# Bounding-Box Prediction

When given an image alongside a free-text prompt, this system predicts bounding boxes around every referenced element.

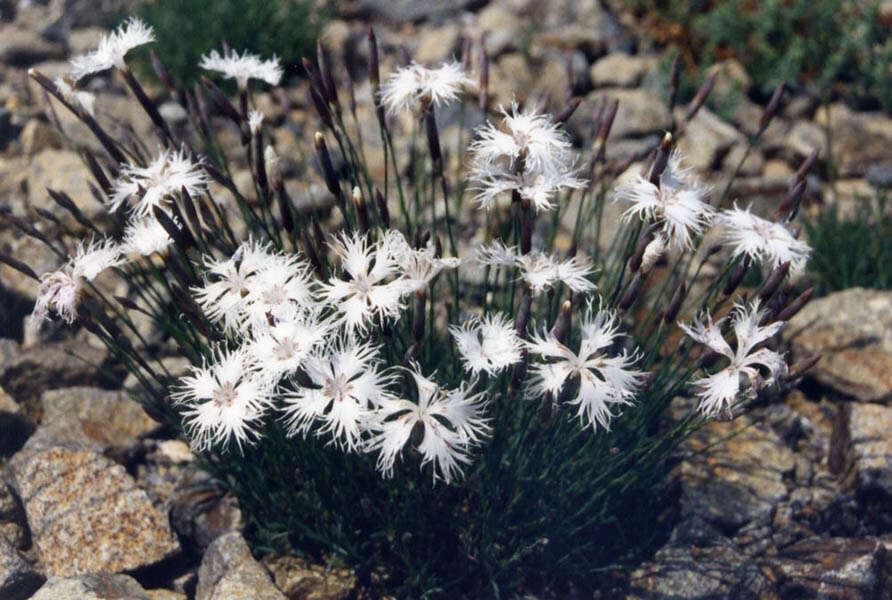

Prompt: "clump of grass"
[6,18,820,597]
[135,0,324,87]
[804,191,891,296]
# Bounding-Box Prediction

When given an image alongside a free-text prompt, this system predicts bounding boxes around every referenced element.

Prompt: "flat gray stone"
[30,573,151,600]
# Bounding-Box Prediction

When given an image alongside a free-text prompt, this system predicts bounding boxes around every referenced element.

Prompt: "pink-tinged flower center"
[213,380,237,408]
[261,284,286,306]
[273,338,299,361]
[324,373,354,403]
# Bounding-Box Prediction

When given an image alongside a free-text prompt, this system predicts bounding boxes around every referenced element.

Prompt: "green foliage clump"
[632,0,892,111]
[135,0,324,87]
[804,191,891,296]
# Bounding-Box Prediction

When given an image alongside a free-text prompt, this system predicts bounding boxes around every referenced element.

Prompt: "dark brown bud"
[794,148,819,186]
[306,86,333,130]
[300,230,322,276]
[596,99,619,148]
[83,150,112,196]
[201,76,242,125]
[667,53,681,111]
[424,109,442,172]
[0,252,39,280]
[374,188,390,228]
[277,185,294,233]
[684,70,717,122]
[412,290,426,343]
[759,81,785,135]
[774,178,806,221]
[647,132,673,185]
[619,272,644,310]
[774,287,813,322]
[789,354,821,378]
[149,49,176,92]
[314,132,340,197]
[367,27,380,89]
[758,261,791,303]
[552,300,573,343]
[477,42,489,111]
[316,40,339,111]
[722,256,751,298]
[47,188,94,231]
[153,205,195,251]
[663,280,687,324]
[552,97,582,125]
[628,226,656,273]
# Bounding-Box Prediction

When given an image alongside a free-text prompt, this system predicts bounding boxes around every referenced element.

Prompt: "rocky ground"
[1,0,892,598]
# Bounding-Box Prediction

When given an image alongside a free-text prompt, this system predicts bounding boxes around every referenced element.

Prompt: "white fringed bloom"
[281,339,391,452]
[468,103,584,211]
[54,76,96,116]
[679,300,787,417]
[173,347,271,451]
[108,149,207,219]
[192,240,274,332]
[450,313,522,375]
[381,230,460,294]
[69,17,155,81]
[121,216,173,256]
[248,110,264,136]
[199,48,283,89]
[320,232,404,333]
[237,252,315,330]
[30,238,122,324]
[380,61,474,115]
[717,205,811,273]
[526,304,646,432]
[366,365,490,484]
[477,241,596,296]
[614,150,714,250]
[245,309,332,384]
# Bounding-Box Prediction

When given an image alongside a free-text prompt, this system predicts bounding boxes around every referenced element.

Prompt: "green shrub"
[135,0,324,87]
[804,191,891,295]
[631,0,892,111]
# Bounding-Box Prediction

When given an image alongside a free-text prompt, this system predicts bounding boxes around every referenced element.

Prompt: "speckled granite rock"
[769,537,892,599]
[0,339,109,403]
[195,532,285,600]
[263,555,354,600]
[0,481,28,550]
[677,414,797,533]
[836,402,892,500]
[0,534,43,600]
[7,447,180,577]
[787,288,892,402]
[30,573,150,600]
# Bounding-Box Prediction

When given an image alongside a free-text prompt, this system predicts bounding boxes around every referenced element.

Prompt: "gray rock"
[169,470,241,553]
[786,288,892,402]
[195,532,286,600]
[0,27,65,67]
[589,53,657,88]
[676,414,796,533]
[263,555,354,600]
[39,387,159,454]
[0,385,33,457]
[6,446,180,577]
[0,480,29,550]
[532,1,634,56]
[836,402,892,500]
[476,4,523,57]
[866,162,892,188]
[346,0,473,22]
[0,339,109,404]
[0,535,43,600]
[573,88,672,140]
[28,149,106,225]
[770,537,891,598]
[677,106,742,171]
[30,573,151,600]
[19,119,64,156]
[814,103,892,178]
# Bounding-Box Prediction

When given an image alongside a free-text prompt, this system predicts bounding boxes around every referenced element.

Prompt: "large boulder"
[195,532,286,600]
[786,288,892,402]
[30,573,150,600]
[6,446,180,577]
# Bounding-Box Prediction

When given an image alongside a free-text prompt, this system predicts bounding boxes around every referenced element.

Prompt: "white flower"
[526,304,646,432]
[470,103,576,173]
[614,150,714,250]
[109,149,207,219]
[450,312,522,375]
[717,205,811,273]
[469,157,586,212]
[237,251,315,330]
[679,300,787,417]
[192,240,272,332]
[54,76,96,116]
[121,216,173,256]
[467,104,584,211]
[320,232,404,333]
[476,241,596,296]
[245,309,332,384]
[30,238,123,324]
[172,347,271,451]
[69,17,154,81]
[381,230,460,294]
[281,338,391,452]
[380,61,473,115]
[366,365,490,484]
[199,48,283,90]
